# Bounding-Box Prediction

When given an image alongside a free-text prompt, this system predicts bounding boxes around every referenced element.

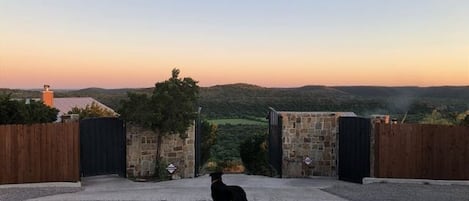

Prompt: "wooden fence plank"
[39,124,45,181]
[402,124,411,178]
[31,124,41,183]
[376,123,469,180]
[408,124,417,178]
[54,123,61,181]
[432,125,442,179]
[9,125,17,184]
[449,127,458,179]
[381,124,391,177]
[17,124,25,183]
[72,122,79,181]
[414,124,423,179]
[0,122,80,184]
[373,124,380,177]
[57,123,64,181]
[0,126,7,183]
[458,127,469,180]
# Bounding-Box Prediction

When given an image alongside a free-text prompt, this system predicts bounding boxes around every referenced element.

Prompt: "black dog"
[209,172,248,201]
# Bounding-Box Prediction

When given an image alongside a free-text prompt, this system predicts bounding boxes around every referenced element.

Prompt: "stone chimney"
[42,84,54,107]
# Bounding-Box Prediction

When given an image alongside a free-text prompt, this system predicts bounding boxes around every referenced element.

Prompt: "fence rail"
[375,123,469,180]
[0,122,80,184]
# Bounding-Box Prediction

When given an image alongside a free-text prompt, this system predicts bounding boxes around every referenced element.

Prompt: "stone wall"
[280,112,354,178]
[126,124,195,179]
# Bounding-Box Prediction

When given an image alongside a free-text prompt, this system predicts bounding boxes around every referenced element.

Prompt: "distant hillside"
[199,85,469,120]
[199,84,358,118]
[335,86,469,99]
[3,84,469,122]
[0,88,41,98]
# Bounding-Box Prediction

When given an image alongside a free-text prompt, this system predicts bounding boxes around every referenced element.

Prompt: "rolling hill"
[2,84,468,122]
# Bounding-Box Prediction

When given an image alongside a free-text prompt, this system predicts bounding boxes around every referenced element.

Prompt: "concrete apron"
[0,182,81,189]
[26,174,348,201]
[363,177,469,186]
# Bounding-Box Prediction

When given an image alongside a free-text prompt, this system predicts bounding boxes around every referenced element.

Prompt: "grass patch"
[208,118,267,125]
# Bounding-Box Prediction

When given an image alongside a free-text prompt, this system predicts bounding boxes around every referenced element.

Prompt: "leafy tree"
[119,68,199,178]
[0,93,58,124]
[67,101,116,119]
[456,110,469,126]
[0,93,24,124]
[209,124,267,170]
[149,69,199,137]
[23,100,60,123]
[201,120,218,166]
[240,132,273,176]
[420,110,455,125]
[119,93,152,126]
[461,115,469,126]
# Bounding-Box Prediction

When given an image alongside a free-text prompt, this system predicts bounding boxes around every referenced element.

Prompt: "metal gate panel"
[268,110,282,177]
[80,118,126,177]
[338,117,371,183]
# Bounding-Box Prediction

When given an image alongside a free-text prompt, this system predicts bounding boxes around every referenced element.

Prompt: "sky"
[1,0,468,89]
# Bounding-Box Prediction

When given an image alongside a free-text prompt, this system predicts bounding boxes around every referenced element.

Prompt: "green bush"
[154,159,171,181]
[0,93,58,124]
[240,132,273,176]
[209,124,266,163]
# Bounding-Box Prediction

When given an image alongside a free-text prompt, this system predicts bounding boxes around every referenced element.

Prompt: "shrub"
[239,132,273,176]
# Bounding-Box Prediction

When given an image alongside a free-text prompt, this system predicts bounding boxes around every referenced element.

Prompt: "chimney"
[42,84,54,107]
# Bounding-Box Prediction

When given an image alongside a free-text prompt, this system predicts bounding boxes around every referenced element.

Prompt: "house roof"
[54,97,117,116]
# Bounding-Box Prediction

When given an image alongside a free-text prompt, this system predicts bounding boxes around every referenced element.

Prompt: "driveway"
[324,181,469,201]
[27,174,346,201]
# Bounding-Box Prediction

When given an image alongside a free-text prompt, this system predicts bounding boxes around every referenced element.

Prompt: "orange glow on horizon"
[1,2,468,89]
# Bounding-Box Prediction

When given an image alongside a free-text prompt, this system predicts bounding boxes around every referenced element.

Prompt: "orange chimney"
[42,85,54,107]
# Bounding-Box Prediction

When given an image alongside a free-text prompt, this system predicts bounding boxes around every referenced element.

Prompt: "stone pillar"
[126,124,195,179]
[280,112,340,178]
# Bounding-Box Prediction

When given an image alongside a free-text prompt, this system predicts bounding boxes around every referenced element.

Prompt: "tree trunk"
[155,132,163,179]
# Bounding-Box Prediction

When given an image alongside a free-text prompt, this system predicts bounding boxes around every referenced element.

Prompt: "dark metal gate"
[194,108,202,177]
[80,118,126,177]
[268,109,282,177]
[338,117,371,183]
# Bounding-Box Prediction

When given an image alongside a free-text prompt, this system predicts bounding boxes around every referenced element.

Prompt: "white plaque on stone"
[166,163,177,174]
[304,157,312,165]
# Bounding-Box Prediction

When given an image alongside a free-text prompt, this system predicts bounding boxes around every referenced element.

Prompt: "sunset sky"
[1,0,468,89]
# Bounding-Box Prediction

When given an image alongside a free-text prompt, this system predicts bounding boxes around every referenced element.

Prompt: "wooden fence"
[0,122,80,184]
[374,123,469,180]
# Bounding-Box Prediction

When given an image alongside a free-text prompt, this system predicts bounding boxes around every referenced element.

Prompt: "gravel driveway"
[323,182,469,201]
[0,187,82,201]
[2,175,469,201]
[25,174,346,201]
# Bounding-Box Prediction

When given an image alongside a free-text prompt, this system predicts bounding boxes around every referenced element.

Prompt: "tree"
[119,93,153,127]
[0,93,24,124]
[119,68,199,178]
[149,68,199,136]
[420,109,456,125]
[201,120,218,166]
[68,101,116,119]
[0,93,58,124]
[462,115,469,126]
[23,100,60,123]
[240,132,272,176]
[456,110,469,126]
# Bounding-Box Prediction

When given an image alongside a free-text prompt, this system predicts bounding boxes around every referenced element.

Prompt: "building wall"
[126,124,195,179]
[280,112,343,178]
